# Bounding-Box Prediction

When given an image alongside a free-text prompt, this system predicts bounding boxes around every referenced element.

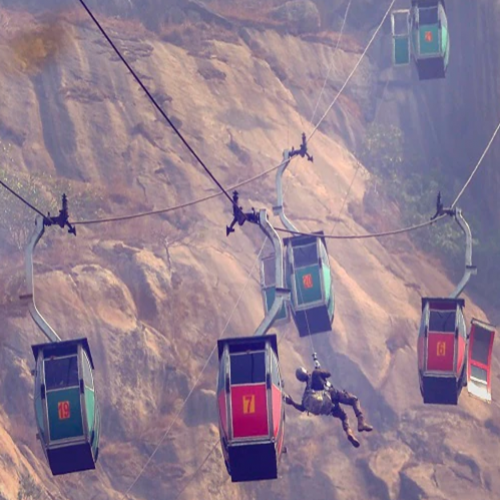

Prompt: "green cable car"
[391,0,449,80]
[284,231,334,337]
[22,201,100,475]
[32,339,100,475]
[267,145,335,337]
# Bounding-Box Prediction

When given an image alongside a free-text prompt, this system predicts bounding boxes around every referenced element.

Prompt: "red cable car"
[216,334,285,482]
[417,203,495,405]
[418,297,467,404]
[418,303,496,405]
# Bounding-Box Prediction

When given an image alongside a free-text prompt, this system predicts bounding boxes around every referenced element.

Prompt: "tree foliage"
[358,123,499,307]
[17,473,42,500]
[358,123,463,275]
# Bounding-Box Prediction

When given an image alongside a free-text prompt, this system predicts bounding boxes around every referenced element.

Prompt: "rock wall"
[0,2,498,500]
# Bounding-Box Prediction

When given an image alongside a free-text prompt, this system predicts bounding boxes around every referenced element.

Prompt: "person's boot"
[346,428,360,448]
[357,414,373,433]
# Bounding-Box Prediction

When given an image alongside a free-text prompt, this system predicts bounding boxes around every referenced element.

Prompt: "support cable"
[77,0,234,206]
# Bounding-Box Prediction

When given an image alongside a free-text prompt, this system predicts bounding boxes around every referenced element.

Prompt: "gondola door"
[467,319,495,403]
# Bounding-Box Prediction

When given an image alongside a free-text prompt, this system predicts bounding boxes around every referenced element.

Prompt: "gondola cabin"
[32,338,100,475]
[216,334,285,482]
[467,319,495,403]
[391,0,449,80]
[284,232,334,337]
[418,297,467,404]
[260,253,290,325]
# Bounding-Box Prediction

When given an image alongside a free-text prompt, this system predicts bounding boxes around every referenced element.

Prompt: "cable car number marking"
[302,274,313,289]
[242,395,256,414]
[58,401,71,420]
[436,342,446,357]
[425,31,433,42]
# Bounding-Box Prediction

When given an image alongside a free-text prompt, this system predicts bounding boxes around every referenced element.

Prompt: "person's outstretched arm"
[284,393,306,412]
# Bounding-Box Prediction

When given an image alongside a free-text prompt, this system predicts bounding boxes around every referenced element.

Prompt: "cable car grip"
[225,191,259,236]
[289,132,313,163]
[44,194,76,236]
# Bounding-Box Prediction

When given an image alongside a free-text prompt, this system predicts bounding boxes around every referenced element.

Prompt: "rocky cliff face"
[0,2,498,500]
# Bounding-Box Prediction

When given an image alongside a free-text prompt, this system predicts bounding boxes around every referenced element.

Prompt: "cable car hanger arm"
[450,209,476,298]
[273,133,313,233]
[20,195,76,343]
[431,192,476,298]
[225,192,290,336]
[253,209,290,336]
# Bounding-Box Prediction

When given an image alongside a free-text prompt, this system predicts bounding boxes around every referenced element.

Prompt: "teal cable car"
[391,0,450,80]
[283,230,334,337]
[31,338,100,475]
[22,198,100,476]
[270,140,335,337]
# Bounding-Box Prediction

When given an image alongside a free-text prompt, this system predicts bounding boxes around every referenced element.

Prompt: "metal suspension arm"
[254,209,290,336]
[450,208,477,299]
[22,216,61,342]
[273,150,298,233]
[273,134,313,233]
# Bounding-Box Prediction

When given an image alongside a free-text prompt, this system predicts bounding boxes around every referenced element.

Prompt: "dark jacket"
[286,368,333,412]
[309,368,332,390]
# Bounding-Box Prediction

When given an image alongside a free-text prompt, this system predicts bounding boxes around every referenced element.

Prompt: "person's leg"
[331,404,360,448]
[336,390,373,432]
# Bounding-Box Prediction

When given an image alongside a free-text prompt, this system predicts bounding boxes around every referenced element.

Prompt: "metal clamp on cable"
[225,191,259,236]
[289,132,313,162]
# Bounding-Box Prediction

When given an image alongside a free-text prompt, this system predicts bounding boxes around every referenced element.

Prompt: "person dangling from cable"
[284,353,373,448]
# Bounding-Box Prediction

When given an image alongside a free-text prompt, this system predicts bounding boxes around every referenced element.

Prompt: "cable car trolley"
[417,199,495,405]
[222,203,289,481]
[269,136,335,337]
[391,0,450,80]
[21,197,100,475]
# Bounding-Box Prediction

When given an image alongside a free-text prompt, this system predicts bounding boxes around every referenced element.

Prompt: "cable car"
[223,205,289,481]
[269,144,335,337]
[22,201,101,475]
[284,231,334,336]
[467,319,495,403]
[216,334,285,482]
[391,0,450,80]
[418,297,467,404]
[416,203,497,405]
[32,338,100,475]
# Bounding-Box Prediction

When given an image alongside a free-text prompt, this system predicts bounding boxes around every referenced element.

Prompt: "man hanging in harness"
[284,354,373,448]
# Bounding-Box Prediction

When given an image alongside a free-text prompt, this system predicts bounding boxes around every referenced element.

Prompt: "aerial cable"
[309,0,352,125]
[72,157,289,225]
[329,155,362,234]
[0,178,46,218]
[276,214,447,240]
[77,0,234,207]
[307,0,397,143]
[451,119,500,208]
[121,238,268,498]
[172,439,221,500]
